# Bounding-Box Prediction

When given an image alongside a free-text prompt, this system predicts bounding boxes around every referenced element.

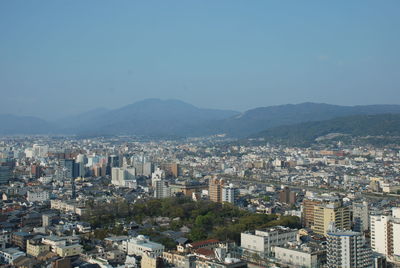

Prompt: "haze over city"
[2,1,400,268]
[1,1,400,119]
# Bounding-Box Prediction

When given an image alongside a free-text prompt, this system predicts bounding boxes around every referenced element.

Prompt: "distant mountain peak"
[2,101,400,138]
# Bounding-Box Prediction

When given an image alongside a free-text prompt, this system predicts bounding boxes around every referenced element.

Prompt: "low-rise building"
[27,190,49,202]
[0,248,25,264]
[27,238,50,257]
[141,253,163,268]
[50,200,87,216]
[241,226,298,257]
[273,242,326,268]
[55,244,82,257]
[41,235,80,252]
[12,232,33,251]
[123,235,164,258]
[0,231,11,249]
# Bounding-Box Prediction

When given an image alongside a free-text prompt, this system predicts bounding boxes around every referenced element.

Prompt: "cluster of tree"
[83,197,300,244]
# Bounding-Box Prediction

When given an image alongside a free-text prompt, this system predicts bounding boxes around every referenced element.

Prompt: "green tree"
[189,226,207,241]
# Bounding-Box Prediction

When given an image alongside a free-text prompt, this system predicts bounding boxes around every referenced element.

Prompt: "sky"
[0,1,399,120]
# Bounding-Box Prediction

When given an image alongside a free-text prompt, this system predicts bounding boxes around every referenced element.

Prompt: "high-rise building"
[161,163,180,178]
[312,202,351,236]
[143,162,154,177]
[93,165,106,177]
[353,201,369,232]
[370,207,400,264]
[60,159,76,179]
[169,163,179,178]
[134,162,144,176]
[30,164,43,179]
[32,144,48,158]
[302,195,345,230]
[153,179,170,199]
[279,186,297,205]
[222,184,237,204]
[111,167,136,187]
[0,158,15,184]
[108,155,120,168]
[75,154,87,178]
[209,178,225,203]
[327,227,372,268]
[302,198,323,227]
[106,155,120,175]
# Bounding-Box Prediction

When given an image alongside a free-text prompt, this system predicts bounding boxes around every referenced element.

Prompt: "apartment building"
[241,226,298,257]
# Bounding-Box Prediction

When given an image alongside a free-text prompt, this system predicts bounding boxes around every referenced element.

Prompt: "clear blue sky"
[0,1,399,119]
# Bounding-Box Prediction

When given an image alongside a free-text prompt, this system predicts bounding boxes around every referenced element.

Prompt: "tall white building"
[222,184,237,204]
[24,148,34,158]
[153,179,170,199]
[32,144,49,158]
[326,229,372,268]
[151,168,165,184]
[370,207,400,264]
[111,167,136,188]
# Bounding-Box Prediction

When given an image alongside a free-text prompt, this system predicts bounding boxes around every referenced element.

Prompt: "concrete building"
[370,207,400,264]
[123,235,164,258]
[42,213,59,227]
[169,180,207,197]
[302,198,324,228]
[241,226,298,257]
[50,200,87,216]
[60,159,77,179]
[326,229,372,268]
[209,178,225,203]
[151,168,165,184]
[163,252,196,268]
[0,231,11,249]
[143,162,154,177]
[27,190,50,202]
[161,163,179,178]
[273,243,326,268]
[312,202,351,236]
[41,235,81,253]
[353,201,369,232]
[111,167,136,187]
[0,158,14,184]
[32,144,49,158]
[11,232,33,251]
[302,195,340,228]
[55,244,82,257]
[153,179,170,199]
[279,186,297,205]
[27,239,50,257]
[0,248,25,264]
[141,253,162,268]
[222,184,237,204]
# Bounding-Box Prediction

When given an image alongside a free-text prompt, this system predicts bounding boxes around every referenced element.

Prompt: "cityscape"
[1,1,400,268]
[0,132,399,267]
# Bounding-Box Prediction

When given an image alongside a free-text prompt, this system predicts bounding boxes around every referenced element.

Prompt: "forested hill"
[252,114,400,146]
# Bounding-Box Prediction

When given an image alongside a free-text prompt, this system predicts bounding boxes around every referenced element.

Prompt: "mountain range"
[252,113,400,146]
[1,99,400,140]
